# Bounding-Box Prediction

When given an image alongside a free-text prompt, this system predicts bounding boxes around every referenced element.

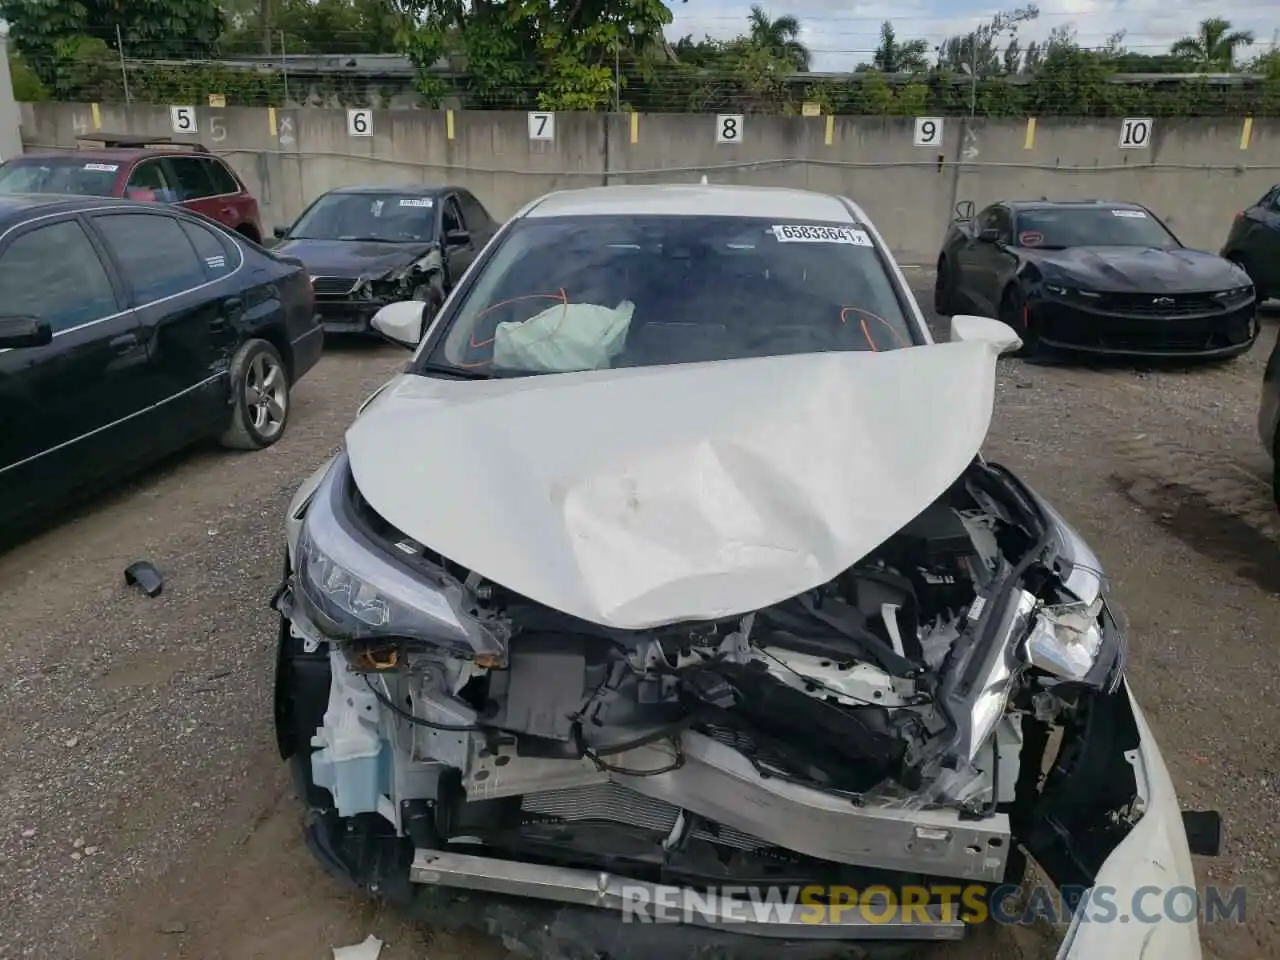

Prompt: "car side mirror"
[446,229,470,247]
[950,314,1022,356]
[954,200,975,221]
[273,225,289,239]
[370,300,426,350]
[0,315,53,349]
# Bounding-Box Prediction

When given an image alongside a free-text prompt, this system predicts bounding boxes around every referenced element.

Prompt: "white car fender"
[1059,682,1201,959]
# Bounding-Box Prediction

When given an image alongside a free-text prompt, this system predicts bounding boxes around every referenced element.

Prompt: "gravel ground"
[2,280,1278,960]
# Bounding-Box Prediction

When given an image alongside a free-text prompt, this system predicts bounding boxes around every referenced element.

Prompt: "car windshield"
[422,214,917,378]
[288,193,437,242]
[0,158,121,196]
[1015,207,1178,249]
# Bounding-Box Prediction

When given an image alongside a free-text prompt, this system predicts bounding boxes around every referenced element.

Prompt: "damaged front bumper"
[273,453,1220,956]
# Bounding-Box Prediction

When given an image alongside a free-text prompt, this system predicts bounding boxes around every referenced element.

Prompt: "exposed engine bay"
[274,451,1137,914]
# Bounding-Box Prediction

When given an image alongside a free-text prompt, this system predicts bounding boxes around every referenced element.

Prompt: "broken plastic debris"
[332,935,383,960]
[124,560,164,597]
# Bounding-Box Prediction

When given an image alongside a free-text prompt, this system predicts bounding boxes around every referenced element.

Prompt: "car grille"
[1095,292,1225,317]
[311,276,359,298]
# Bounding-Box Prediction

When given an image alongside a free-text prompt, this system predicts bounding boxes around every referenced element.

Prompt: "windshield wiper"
[416,362,492,380]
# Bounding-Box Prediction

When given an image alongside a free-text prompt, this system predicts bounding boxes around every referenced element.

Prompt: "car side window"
[93,212,210,303]
[459,192,491,230]
[992,207,1013,242]
[204,159,241,196]
[443,196,465,234]
[165,156,216,201]
[180,219,235,280]
[0,219,118,333]
[125,160,171,198]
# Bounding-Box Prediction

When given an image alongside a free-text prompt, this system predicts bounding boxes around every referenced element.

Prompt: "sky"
[666,0,1279,71]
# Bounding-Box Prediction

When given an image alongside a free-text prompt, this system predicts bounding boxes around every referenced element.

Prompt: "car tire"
[999,285,1039,358]
[934,256,955,316]
[218,338,291,450]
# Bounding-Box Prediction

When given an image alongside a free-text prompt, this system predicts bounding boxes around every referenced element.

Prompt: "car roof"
[521,184,861,223]
[12,149,205,165]
[1004,199,1148,213]
[328,184,455,197]
[0,194,185,230]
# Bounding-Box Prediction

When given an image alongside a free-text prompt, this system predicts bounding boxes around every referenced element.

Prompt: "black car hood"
[274,239,434,278]
[1027,246,1248,293]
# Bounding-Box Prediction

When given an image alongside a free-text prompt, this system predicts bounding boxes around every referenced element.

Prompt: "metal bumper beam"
[410,850,967,942]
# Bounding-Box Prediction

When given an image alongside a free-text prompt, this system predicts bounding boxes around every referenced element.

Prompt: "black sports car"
[935,199,1258,358]
[1221,183,1280,304]
[273,185,498,335]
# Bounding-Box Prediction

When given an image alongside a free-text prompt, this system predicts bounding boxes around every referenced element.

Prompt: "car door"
[162,155,223,225]
[87,209,245,446]
[952,205,1002,314]
[0,213,147,517]
[457,190,497,249]
[1256,189,1280,294]
[202,156,261,236]
[441,194,477,287]
[123,156,176,202]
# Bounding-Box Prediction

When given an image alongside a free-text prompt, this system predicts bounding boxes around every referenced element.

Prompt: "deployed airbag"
[493,300,634,372]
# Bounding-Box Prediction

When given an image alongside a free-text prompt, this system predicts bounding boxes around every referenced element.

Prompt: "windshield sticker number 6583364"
[772,224,871,246]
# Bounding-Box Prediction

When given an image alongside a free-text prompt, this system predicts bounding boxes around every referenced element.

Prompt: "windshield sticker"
[205,255,226,270]
[399,198,433,207]
[772,224,872,246]
[1018,230,1044,246]
[84,163,119,172]
[1112,209,1147,218]
[370,199,384,216]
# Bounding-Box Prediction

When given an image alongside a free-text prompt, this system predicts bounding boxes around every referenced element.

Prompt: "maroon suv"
[0,134,264,243]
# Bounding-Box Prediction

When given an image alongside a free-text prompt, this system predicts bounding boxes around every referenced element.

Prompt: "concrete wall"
[0,38,23,162]
[17,102,1280,262]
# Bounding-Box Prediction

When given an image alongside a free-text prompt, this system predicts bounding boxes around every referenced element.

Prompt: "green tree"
[872,21,928,73]
[745,4,809,71]
[391,0,677,110]
[936,5,1039,75]
[1,0,224,84]
[1169,17,1255,70]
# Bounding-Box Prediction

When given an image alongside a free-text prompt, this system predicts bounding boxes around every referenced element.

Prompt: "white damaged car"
[272,185,1221,958]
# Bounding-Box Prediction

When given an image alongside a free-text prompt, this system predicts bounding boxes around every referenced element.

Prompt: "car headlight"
[293,455,508,663]
[1213,285,1252,300]
[1044,283,1101,299]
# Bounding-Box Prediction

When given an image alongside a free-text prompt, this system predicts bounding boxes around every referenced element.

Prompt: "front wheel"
[219,338,290,450]
[999,285,1039,358]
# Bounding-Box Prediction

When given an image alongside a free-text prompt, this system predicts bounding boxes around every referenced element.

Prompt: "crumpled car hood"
[275,238,432,277]
[345,340,1001,629]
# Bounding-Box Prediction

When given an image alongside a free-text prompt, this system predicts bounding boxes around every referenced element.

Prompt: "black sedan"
[272,184,499,335]
[0,194,321,539]
[1221,184,1280,304]
[935,199,1258,358]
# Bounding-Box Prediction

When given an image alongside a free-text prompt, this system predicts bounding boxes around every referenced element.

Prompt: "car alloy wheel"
[219,338,291,450]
